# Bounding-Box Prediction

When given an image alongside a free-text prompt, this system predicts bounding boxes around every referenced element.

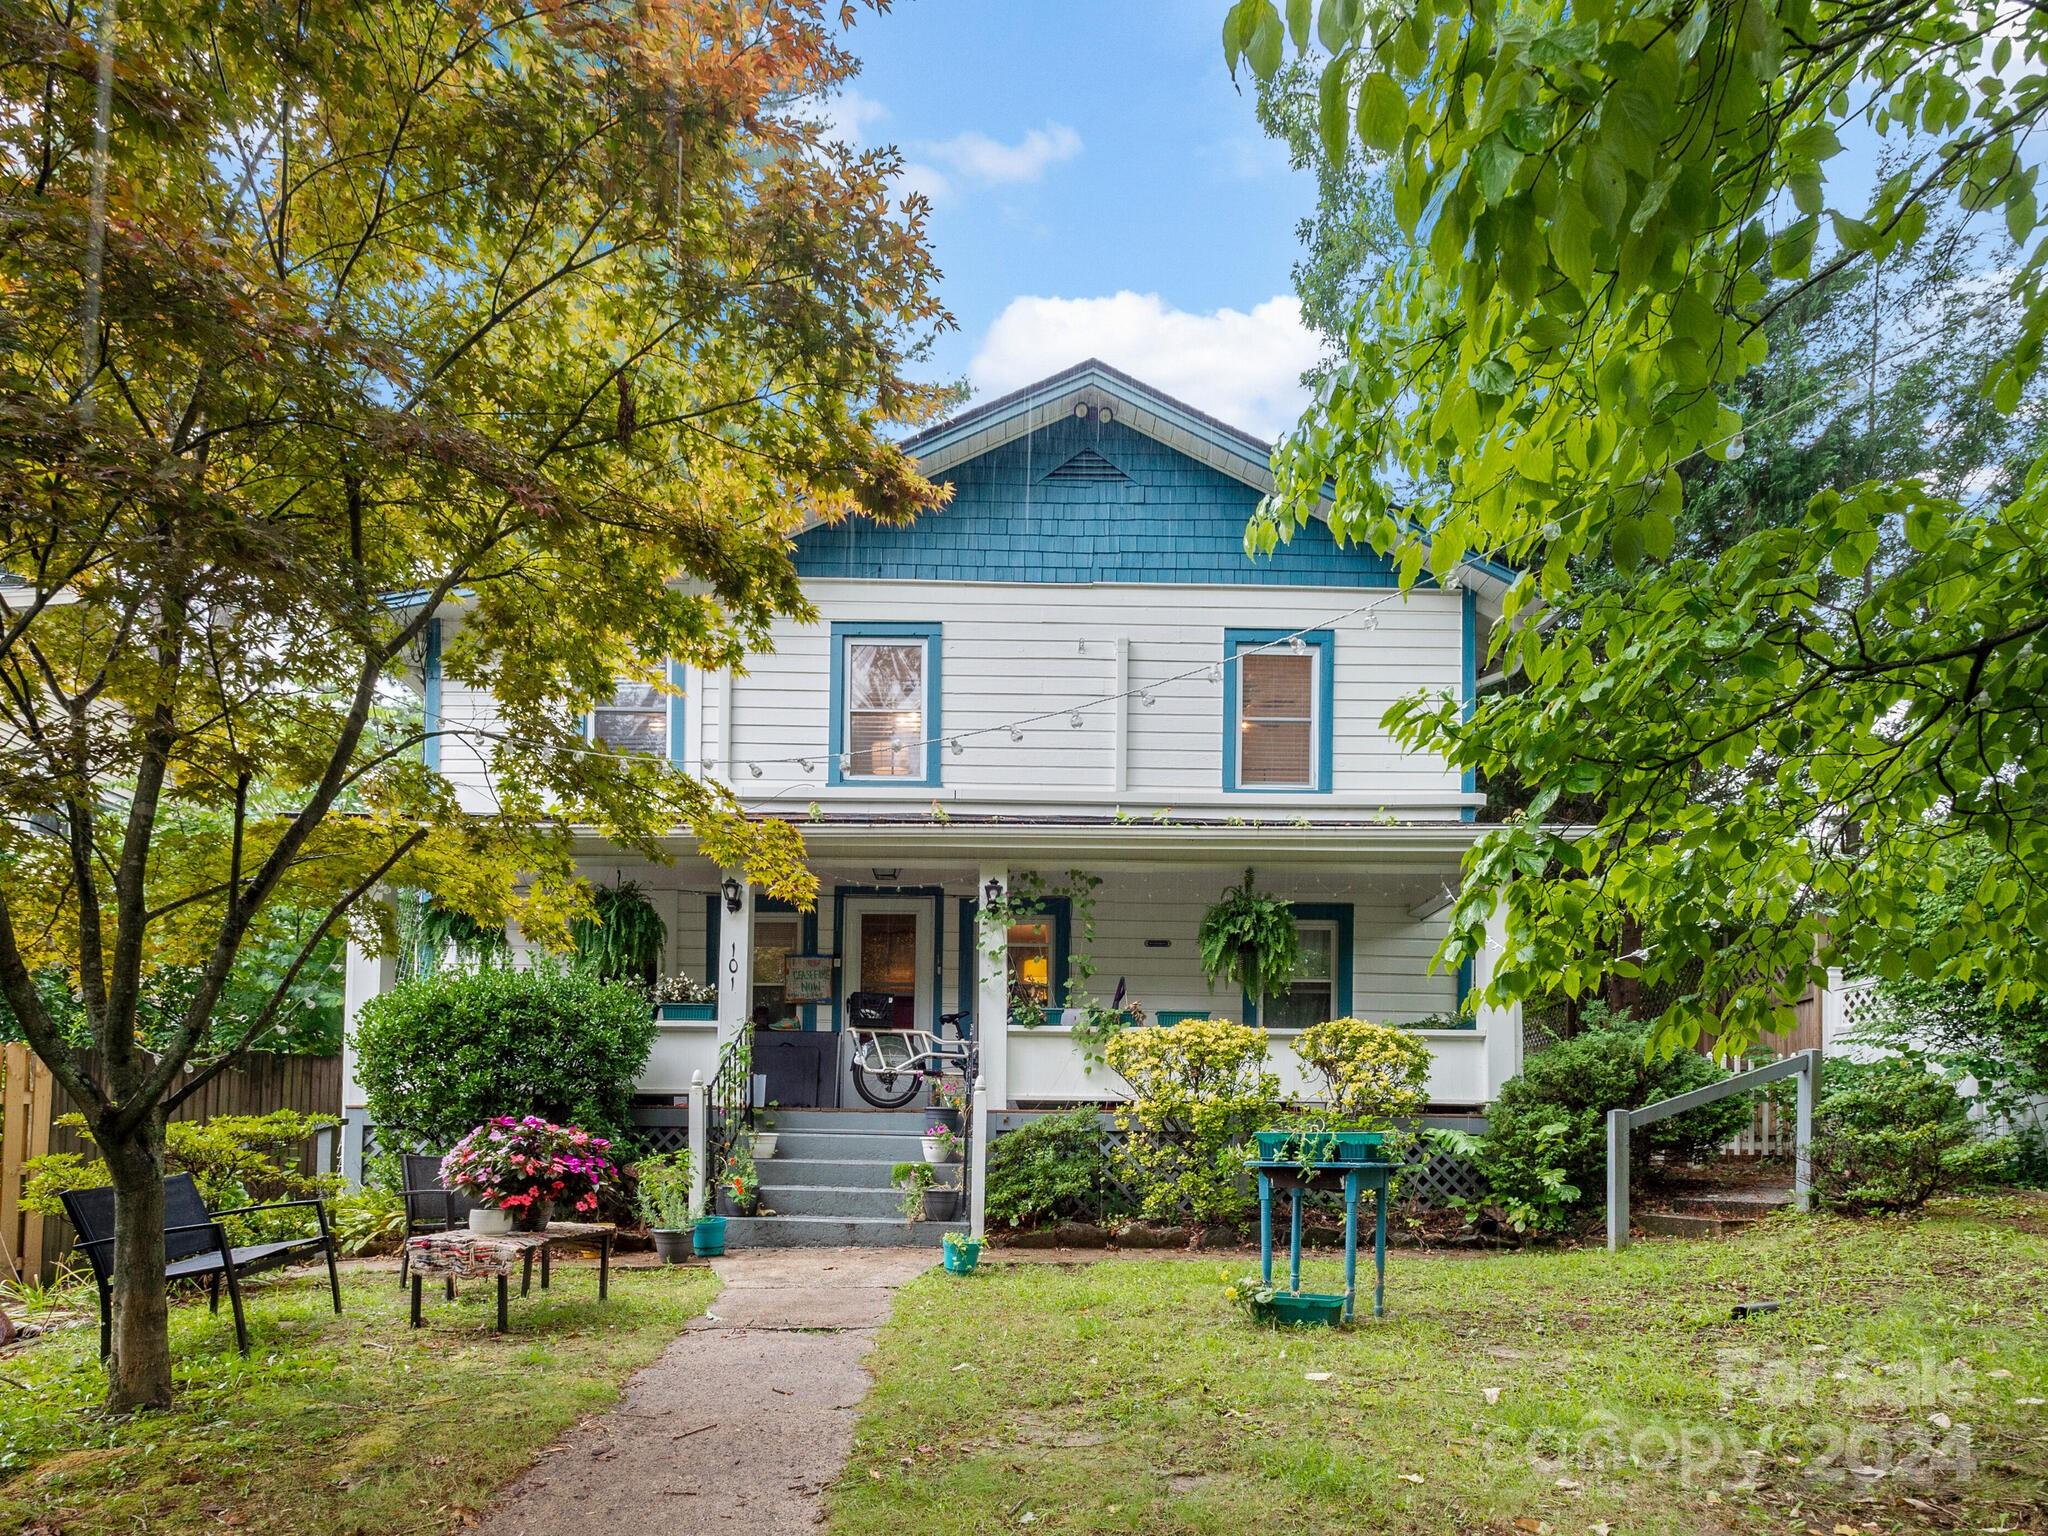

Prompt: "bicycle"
[847,997,974,1109]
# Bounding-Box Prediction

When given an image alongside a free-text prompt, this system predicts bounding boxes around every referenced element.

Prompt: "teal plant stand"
[1252,1151,1400,1321]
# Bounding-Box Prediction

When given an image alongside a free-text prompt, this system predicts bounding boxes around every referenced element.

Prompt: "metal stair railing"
[1607,1047,1819,1250]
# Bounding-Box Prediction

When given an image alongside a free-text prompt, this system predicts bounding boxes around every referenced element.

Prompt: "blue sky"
[827,1,1323,439]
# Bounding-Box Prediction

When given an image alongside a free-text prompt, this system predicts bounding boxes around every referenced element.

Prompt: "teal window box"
[1253,1129,1387,1165]
[656,1002,717,1022]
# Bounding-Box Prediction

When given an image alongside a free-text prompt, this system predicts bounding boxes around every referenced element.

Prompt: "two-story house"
[337,360,1520,1232]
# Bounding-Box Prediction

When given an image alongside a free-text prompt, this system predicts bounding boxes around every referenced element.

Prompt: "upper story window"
[590,676,667,755]
[830,623,942,786]
[1223,629,1334,793]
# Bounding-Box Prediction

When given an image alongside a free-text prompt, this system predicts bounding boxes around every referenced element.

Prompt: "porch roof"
[573,817,1487,872]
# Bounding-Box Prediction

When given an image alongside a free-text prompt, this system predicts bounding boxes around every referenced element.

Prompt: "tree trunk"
[100,1114,174,1412]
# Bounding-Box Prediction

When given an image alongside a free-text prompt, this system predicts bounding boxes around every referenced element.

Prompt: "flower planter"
[1250,1290,1345,1327]
[691,1215,728,1256]
[469,1207,514,1237]
[920,1135,957,1164]
[656,1001,717,1022]
[1253,1130,1387,1165]
[650,1229,692,1264]
[921,1187,958,1222]
[753,1132,779,1159]
[942,1239,982,1275]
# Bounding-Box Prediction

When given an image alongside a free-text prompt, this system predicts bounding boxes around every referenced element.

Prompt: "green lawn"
[1,1260,718,1535]
[831,1196,2048,1536]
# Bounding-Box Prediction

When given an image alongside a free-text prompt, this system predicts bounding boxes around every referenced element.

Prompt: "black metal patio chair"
[59,1172,341,1357]
[396,1151,475,1291]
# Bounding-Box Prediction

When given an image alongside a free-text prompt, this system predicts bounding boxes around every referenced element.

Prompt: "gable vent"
[1042,448,1130,484]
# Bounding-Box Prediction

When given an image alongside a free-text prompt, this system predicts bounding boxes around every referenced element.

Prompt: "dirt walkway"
[475,1248,930,1536]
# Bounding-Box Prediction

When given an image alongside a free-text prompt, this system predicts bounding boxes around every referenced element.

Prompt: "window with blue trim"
[829,623,942,785]
[1264,918,1338,1030]
[590,677,666,754]
[1223,629,1333,792]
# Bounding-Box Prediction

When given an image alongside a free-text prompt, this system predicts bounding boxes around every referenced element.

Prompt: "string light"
[748,761,762,778]
[796,758,813,773]
[1008,725,1023,742]
[949,737,964,756]
[1139,690,1156,707]
[1288,635,1307,655]
[1068,710,1084,729]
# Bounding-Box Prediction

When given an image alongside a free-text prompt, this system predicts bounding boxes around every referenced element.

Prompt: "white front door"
[838,896,933,1102]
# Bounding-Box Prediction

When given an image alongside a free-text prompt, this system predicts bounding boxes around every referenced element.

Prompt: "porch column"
[714,875,753,1053]
[976,865,1011,1108]
[340,936,396,1188]
[1473,894,1522,1099]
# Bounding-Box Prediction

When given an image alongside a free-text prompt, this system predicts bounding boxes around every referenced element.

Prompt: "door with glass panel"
[838,897,932,1103]
[1262,919,1337,1030]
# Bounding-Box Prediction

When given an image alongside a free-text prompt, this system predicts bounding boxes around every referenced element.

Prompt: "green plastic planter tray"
[1254,1130,1387,1165]
[1251,1290,1346,1327]
[942,1240,982,1274]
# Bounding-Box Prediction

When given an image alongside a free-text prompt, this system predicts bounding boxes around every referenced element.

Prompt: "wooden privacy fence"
[0,1045,341,1286]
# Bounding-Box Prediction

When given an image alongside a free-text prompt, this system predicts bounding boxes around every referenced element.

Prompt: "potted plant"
[892,1161,956,1222]
[921,1122,959,1164]
[441,1117,617,1233]
[752,1102,780,1160]
[1197,869,1301,1018]
[1223,1273,1344,1327]
[651,971,718,1022]
[942,1230,983,1275]
[634,1150,694,1264]
[715,1141,759,1218]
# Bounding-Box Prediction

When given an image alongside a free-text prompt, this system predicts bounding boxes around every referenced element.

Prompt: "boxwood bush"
[1806,1057,2008,1212]
[351,963,655,1154]
[1483,1009,1754,1208]
[984,1107,1126,1229]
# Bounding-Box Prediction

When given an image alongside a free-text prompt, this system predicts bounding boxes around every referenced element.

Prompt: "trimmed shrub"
[1292,1018,1433,1130]
[1807,1057,2008,1212]
[351,962,655,1154]
[1104,1019,1282,1227]
[984,1108,1125,1229]
[22,1110,341,1242]
[1484,1012,1754,1204]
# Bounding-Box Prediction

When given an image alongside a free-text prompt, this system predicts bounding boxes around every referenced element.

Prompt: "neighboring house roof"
[892,359,1517,603]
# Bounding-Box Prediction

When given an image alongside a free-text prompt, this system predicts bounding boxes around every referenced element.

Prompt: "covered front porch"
[590,821,1520,1113]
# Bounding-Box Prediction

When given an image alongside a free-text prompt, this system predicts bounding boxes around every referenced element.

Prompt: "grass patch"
[1,1260,717,1534]
[831,1196,2048,1535]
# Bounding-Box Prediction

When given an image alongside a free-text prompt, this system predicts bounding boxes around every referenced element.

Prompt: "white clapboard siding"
[432,578,1470,816]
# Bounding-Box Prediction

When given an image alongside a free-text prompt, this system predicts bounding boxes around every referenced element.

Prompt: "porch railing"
[1606,1047,1818,1251]
[704,1031,754,1208]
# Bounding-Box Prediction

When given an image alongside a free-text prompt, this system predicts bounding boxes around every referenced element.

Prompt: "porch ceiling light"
[872,867,899,881]
[720,876,743,913]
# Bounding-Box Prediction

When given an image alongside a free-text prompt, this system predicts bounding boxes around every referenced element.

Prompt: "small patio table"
[1251,1158,1401,1320]
[405,1221,616,1332]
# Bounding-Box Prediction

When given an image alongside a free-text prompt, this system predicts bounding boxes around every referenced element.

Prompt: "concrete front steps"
[1636,1186,1793,1240]
[736,1107,965,1250]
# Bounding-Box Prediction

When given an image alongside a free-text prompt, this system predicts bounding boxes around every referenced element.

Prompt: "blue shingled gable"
[793,416,1396,587]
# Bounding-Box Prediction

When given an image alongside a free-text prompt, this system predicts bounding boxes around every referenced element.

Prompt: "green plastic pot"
[1250,1290,1345,1326]
[942,1240,982,1274]
[1253,1130,1387,1165]
[691,1215,728,1257]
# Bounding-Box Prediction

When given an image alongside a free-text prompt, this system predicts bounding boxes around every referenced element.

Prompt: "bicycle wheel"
[851,1059,921,1108]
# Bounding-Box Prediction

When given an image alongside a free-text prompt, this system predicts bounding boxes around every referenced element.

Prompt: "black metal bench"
[60,1172,341,1356]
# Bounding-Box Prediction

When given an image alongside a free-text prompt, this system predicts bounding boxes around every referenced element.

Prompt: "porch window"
[831,623,942,785]
[1007,920,1054,1013]
[1223,629,1333,792]
[590,676,667,755]
[1263,919,1338,1031]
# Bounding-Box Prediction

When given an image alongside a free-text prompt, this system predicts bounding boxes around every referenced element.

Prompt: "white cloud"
[968,291,1321,441]
[922,123,1082,187]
